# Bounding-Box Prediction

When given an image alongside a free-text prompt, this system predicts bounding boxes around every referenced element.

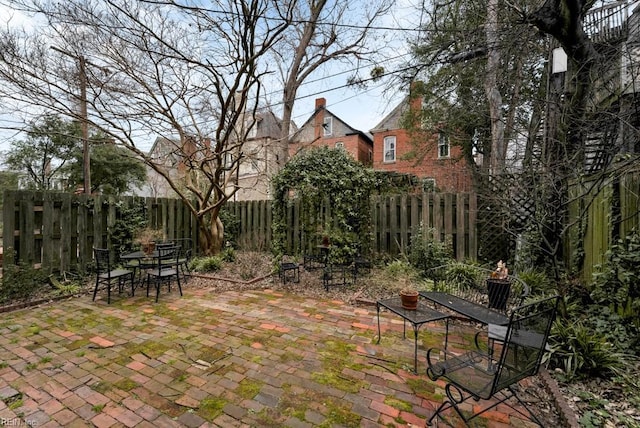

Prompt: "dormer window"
[323,117,333,136]
[438,132,450,158]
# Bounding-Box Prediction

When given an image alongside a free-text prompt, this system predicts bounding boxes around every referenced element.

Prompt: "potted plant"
[134,227,164,255]
[399,286,419,310]
[486,260,511,310]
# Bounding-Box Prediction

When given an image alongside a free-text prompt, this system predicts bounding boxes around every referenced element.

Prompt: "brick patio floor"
[0,287,542,427]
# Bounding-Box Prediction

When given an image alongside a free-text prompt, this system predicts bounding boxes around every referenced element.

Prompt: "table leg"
[412,324,420,374]
[376,303,382,344]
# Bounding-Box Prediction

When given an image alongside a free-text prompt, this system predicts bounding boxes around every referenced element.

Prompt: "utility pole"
[51,45,91,194]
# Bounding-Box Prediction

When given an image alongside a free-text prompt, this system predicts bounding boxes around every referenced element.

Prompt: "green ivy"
[271,147,375,262]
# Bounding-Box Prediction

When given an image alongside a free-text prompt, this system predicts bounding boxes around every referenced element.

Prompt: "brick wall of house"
[372,128,473,192]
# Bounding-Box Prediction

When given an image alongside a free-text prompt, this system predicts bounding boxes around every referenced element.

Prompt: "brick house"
[370,95,474,192]
[289,98,373,165]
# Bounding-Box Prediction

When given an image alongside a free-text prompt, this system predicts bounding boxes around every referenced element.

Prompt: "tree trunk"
[484,0,506,175]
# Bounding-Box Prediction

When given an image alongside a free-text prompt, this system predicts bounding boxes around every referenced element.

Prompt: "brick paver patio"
[0,287,541,427]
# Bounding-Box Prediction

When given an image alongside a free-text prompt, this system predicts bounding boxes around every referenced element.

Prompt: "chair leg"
[176,273,182,296]
[92,278,99,301]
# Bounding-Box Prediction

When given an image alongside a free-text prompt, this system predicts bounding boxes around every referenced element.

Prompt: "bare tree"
[0,0,294,254]
[272,0,393,165]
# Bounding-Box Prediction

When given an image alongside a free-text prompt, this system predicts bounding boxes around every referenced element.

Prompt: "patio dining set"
[279,244,373,290]
[92,238,193,304]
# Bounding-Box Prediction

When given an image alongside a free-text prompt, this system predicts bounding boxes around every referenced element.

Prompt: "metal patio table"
[376,297,449,373]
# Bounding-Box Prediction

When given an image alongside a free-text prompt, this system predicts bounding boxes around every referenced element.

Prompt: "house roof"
[369,95,410,133]
[291,101,372,145]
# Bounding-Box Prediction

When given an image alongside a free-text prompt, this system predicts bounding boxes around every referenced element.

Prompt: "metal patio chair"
[146,245,182,303]
[92,247,135,304]
[425,295,559,426]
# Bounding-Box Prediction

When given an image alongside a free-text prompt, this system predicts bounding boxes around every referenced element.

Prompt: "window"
[323,117,333,136]
[335,141,344,149]
[384,136,396,162]
[438,132,450,158]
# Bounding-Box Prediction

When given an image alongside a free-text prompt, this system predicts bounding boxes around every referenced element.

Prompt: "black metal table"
[120,250,159,289]
[419,291,510,326]
[376,297,449,373]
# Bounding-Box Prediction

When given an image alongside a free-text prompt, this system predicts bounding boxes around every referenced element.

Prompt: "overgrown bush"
[546,319,629,381]
[588,229,640,353]
[189,256,223,273]
[517,267,555,295]
[443,262,482,290]
[408,226,452,279]
[0,248,49,304]
[219,247,236,263]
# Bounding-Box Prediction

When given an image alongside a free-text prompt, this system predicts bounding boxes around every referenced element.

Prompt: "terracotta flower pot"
[400,289,419,310]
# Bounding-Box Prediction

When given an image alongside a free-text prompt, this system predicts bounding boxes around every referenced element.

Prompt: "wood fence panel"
[2,190,479,271]
[42,193,55,270]
[456,194,466,261]
[433,193,442,241]
[2,192,16,264]
[60,194,73,273]
[20,191,36,266]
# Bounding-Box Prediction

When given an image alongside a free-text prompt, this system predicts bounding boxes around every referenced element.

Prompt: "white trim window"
[323,117,333,136]
[335,141,344,149]
[384,136,396,162]
[438,132,450,158]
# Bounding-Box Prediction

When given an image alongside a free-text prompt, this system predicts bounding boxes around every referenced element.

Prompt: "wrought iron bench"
[425,295,560,426]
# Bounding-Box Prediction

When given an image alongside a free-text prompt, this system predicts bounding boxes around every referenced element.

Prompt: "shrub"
[443,262,482,290]
[517,267,555,295]
[189,256,223,273]
[408,226,452,278]
[0,248,49,304]
[220,247,236,263]
[546,319,629,381]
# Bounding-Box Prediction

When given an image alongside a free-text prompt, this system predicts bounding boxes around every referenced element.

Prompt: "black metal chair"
[93,247,135,304]
[146,245,182,302]
[322,263,352,291]
[279,261,300,284]
[425,295,559,426]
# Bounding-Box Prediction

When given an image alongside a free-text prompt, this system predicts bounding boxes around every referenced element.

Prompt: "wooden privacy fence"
[2,191,197,274]
[371,193,477,259]
[2,190,477,273]
[567,167,640,282]
[231,192,477,260]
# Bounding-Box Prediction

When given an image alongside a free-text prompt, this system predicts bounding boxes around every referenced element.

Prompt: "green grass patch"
[197,397,227,421]
[0,361,8,369]
[384,397,412,412]
[405,377,440,399]
[114,340,170,365]
[237,379,262,400]
[319,397,361,427]
[92,404,105,413]
[312,339,366,393]
[91,381,111,394]
[66,339,91,351]
[114,378,138,391]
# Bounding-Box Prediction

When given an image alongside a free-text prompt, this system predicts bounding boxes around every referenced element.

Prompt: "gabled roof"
[290,102,370,143]
[369,95,410,133]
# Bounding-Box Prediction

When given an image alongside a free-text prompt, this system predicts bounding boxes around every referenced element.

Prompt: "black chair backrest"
[93,248,111,273]
[492,295,559,393]
[156,245,180,268]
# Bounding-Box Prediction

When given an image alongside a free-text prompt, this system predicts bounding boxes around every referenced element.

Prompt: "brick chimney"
[314,98,326,139]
